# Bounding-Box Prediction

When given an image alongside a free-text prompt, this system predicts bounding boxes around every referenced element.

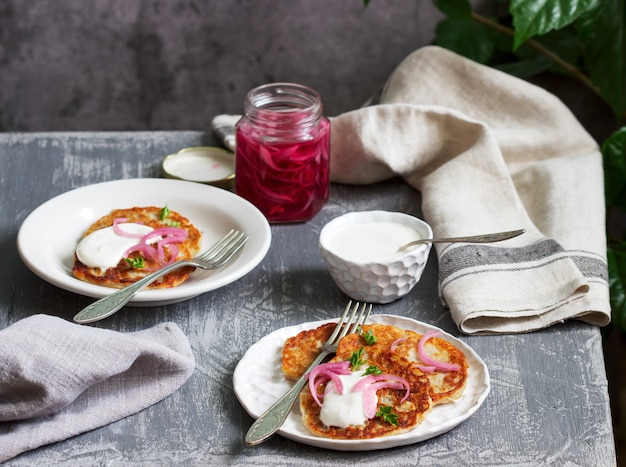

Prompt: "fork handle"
[245,349,331,445]
[72,260,193,324]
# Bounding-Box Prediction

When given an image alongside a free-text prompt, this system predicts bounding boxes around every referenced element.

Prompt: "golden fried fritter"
[299,350,433,439]
[72,206,201,289]
[336,324,468,404]
[282,321,469,439]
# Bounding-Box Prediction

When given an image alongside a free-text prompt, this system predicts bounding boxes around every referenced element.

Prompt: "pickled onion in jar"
[234,83,330,223]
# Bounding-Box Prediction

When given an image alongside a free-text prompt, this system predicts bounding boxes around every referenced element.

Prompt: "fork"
[73,229,248,324]
[245,300,373,446]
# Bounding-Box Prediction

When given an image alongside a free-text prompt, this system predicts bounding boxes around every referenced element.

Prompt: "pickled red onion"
[306,361,351,407]
[390,337,407,352]
[353,374,410,399]
[112,218,146,238]
[125,243,159,262]
[119,223,188,269]
[139,227,188,244]
[418,330,460,372]
[353,374,411,419]
[235,119,330,222]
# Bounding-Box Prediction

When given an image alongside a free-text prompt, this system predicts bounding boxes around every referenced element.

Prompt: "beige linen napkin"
[330,46,610,334]
[0,314,195,462]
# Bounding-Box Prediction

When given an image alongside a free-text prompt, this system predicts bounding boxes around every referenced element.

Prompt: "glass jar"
[235,83,330,223]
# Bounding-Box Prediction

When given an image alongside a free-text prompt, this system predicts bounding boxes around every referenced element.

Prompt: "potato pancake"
[282,321,468,439]
[299,350,433,439]
[336,324,468,404]
[282,322,336,381]
[72,206,202,289]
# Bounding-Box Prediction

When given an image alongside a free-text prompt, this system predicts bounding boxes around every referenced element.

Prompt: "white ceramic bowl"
[319,211,433,304]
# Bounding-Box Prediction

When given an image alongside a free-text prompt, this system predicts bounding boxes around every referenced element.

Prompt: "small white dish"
[319,211,433,304]
[17,178,271,306]
[233,314,490,451]
[162,146,235,189]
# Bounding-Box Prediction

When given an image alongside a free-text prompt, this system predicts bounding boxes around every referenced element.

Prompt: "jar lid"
[162,146,235,189]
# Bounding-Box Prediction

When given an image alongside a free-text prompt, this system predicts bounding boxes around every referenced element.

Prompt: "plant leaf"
[576,0,626,119]
[434,18,494,64]
[434,0,472,18]
[603,127,626,209]
[608,245,626,331]
[510,0,597,49]
[494,55,554,78]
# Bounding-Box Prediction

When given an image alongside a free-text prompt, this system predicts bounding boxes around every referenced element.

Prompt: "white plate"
[233,314,490,451]
[17,178,271,305]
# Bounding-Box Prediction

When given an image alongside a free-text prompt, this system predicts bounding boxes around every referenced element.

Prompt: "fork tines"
[199,230,247,263]
[329,301,372,344]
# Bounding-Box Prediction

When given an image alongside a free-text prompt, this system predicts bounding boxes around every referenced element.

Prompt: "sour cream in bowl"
[319,211,433,304]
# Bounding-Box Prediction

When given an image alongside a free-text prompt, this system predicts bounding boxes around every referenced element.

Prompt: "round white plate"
[17,178,271,305]
[233,314,490,451]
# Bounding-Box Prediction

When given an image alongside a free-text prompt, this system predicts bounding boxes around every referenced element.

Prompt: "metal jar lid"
[162,146,235,189]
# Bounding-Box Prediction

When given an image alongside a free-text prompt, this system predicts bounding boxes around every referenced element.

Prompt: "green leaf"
[495,55,554,78]
[492,27,583,78]
[576,0,626,119]
[363,329,377,345]
[603,127,626,209]
[510,0,597,49]
[434,18,494,64]
[364,365,383,376]
[160,204,171,221]
[608,245,626,331]
[434,0,472,18]
[350,347,366,368]
[125,256,145,269]
[376,405,399,426]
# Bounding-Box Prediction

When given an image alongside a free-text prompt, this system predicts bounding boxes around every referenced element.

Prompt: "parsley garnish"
[163,219,181,227]
[159,205,180,226]
[350,347,366,368]
[364,365,382,376]
[363,329,377,345]
[376,405,399,426]
[125,256,145,269]
[160,205,171,221]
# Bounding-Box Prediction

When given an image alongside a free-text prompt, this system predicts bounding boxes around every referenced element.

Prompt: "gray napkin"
[0,314,195,462]
[329,46,611,334]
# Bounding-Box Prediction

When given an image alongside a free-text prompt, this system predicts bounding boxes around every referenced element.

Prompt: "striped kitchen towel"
[330,46,610,334]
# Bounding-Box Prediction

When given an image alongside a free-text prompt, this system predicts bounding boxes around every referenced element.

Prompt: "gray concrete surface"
[0,0,440,131]
[1,0,624,463]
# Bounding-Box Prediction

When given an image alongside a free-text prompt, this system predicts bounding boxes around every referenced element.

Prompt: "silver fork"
[73,229,248,324]
[245,300,373,446]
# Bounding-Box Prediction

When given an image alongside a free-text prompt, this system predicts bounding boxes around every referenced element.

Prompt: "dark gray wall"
[0,0,441,131]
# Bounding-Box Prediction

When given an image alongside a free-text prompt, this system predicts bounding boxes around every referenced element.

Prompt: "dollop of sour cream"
[320,370,370,428]
[76,223,154,270]
[327,221,422,263]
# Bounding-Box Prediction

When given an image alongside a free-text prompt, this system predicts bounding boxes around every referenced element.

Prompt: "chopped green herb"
[376,405,399,426]
[364,365,382,376]
[163,219,181,227]
[363,329,377,345]
[125,256,145,269]
[350,347,366,368]
[160,205,171,221]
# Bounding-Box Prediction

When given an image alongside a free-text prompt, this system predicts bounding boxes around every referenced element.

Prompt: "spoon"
[398,228,526,251]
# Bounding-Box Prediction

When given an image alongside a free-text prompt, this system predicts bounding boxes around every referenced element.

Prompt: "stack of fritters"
[282,322,468,439]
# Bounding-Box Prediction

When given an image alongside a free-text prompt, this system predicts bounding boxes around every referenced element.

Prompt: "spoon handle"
[400,228,525,251]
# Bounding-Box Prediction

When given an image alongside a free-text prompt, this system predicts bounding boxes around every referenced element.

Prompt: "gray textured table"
[0,132,616,466]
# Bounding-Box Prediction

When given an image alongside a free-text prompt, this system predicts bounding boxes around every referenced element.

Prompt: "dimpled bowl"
[319,211,433,304]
